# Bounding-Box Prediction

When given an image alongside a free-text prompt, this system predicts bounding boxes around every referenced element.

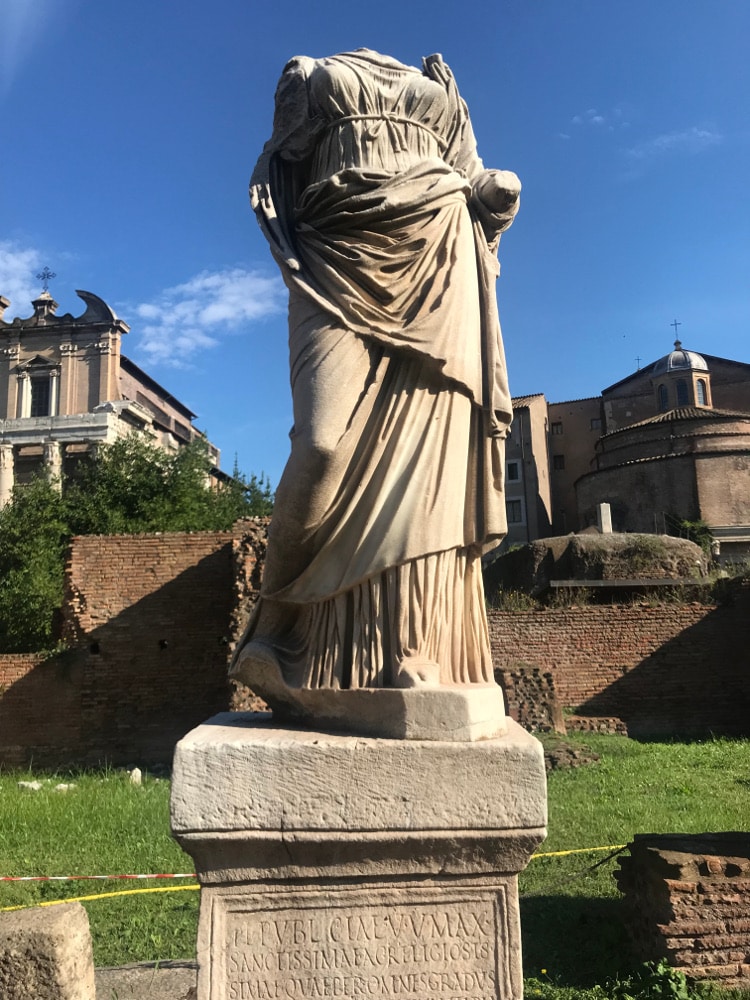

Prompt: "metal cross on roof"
[670,318,681,337]
[36,267,56,292]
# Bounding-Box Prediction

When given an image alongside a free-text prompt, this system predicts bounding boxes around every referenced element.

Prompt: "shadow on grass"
[521,895,635,986]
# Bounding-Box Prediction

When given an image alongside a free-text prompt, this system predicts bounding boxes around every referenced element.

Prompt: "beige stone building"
[0,288,219,503]
[505,341,750,561]
[503,395,553,546]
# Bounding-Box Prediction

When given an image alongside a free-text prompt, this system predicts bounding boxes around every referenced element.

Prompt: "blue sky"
[1,1,748,485]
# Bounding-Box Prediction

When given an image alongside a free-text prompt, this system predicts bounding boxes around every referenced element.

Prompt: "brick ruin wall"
[616,834,750,987]
[0,521,267,768]
[488,587,750,738]
[0,529,749,767]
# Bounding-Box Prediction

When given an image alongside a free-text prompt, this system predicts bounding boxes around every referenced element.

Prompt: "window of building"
[658,384,669,412]
[30,377,51,417]
[174,421,192,442]
[553,454,565,471]
[676,379,689,406]
[506,461,520,482]
[551,421,563,435]
[696,379,707,405]
[590,417,602,430]
[506,499,524,524]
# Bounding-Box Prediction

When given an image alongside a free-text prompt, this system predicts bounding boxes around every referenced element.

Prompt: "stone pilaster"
[0,444,14,506]
[44,439,63,489]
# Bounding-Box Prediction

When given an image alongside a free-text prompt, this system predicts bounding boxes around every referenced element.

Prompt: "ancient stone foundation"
[0,901,95,1000]
[616,833,750,987]
[171,713,547,1000]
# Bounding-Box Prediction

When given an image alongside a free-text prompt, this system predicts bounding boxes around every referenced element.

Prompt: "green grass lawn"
[0,769,198,967]
[521,734,750,988]
[1,735,749,992]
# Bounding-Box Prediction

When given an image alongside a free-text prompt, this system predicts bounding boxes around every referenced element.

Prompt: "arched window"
[658,384,669,412]
[676,379,689,406]
[696,379,707,406]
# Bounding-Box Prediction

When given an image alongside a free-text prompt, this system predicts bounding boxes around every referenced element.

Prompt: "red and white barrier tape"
[0,873,196,882]
[0,845,628,884]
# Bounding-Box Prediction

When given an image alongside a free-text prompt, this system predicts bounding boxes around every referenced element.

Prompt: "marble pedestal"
[171,713,547,1000]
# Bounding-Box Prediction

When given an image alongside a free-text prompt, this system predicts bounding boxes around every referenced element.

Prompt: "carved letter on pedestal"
[206,887,514,1000]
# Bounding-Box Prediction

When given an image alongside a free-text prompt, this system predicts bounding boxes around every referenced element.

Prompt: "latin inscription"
[223,900,498,1000]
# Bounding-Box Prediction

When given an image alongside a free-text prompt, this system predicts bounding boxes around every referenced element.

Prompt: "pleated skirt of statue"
[299,546,494,687]
[244,318,503,689]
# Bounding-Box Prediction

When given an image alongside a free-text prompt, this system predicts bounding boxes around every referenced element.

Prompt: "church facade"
[505,341,750,562]
[0,288,219,504]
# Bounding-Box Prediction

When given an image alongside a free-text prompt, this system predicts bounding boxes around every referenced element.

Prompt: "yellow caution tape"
[531,844,626,859]
[0,845,630,912]
[0,883,200,913]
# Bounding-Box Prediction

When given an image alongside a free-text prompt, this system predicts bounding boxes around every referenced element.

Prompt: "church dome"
[652,340,709,375]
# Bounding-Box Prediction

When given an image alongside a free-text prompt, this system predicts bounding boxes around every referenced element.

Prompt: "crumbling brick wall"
[62,531,237,766]
[0,524,268,769]
[0,653,84,767]
[616,834,750,987]
[494,664,565,733]
[488,585,750,737]
[1,528,748,768]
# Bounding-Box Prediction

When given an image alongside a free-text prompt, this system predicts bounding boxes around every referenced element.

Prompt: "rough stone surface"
[485,532,708,595]
[172,714,546,842]
[94,960,197,1000]
[0,902,95,1000]
[171,717,547,1000]
[539,736,600,772]
[495,664,564,734]
[616,833,750,987]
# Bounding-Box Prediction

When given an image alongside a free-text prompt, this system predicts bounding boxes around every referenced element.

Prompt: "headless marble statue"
[231,49,520,740]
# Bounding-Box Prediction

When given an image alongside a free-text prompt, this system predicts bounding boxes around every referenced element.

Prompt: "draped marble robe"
[234,50,519,691]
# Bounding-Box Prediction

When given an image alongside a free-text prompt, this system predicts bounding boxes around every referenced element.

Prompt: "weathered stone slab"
[0,902,95,1000]
[229,653,507,741]
[172,714,546,842]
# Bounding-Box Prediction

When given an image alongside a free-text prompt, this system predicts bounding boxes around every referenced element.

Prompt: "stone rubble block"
[0,902,95,1000]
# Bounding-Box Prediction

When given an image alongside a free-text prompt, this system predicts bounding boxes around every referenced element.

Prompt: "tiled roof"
[603,406,750,436]
[548,395,601,406]
[511,393,545,408]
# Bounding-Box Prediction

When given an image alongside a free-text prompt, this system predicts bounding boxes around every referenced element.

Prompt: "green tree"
[0,435,273,651]
[0,478,68,651]
[64,436,273,534]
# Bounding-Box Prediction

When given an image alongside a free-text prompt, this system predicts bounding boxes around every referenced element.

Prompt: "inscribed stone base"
[171,714,547,1000]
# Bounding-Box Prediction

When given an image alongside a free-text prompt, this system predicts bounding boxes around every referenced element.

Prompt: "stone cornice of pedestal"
[171,715,547,882]
[175,826,547,883]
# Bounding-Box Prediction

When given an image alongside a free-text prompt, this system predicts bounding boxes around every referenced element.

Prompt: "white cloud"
[1,0,65,94]
[569,106,631,132]
[626,126,723,161]
[0,241,44,317]
[572,108,606,127]
[132,267,286,367]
